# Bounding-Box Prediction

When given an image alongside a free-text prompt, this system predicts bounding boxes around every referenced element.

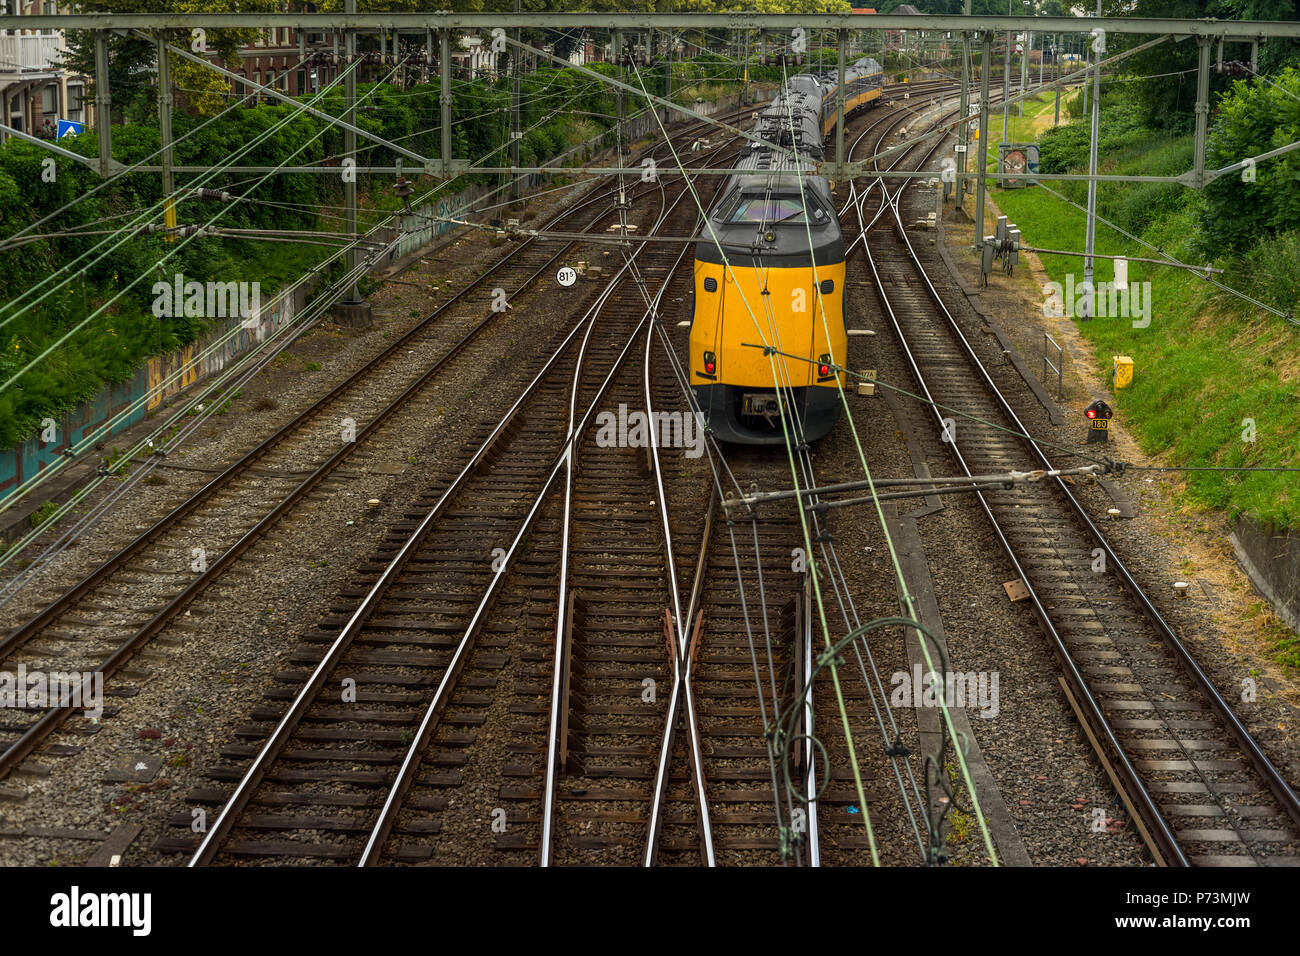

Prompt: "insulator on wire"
[171,224,214,239]
[194,188,231,201]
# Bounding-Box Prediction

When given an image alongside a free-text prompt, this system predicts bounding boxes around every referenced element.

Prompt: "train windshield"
[712,192,831,226]
[715,194,809,225]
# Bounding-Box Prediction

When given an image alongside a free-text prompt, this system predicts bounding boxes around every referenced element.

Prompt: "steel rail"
[880,114,1300,836]
[0,108,753,781]
[918,187,1300,831]
[0,176,630,658]
[185,117,748,866]
[539,253,686,866]
[191,236,640,867]
[0,102,746,625]
[642,447,720,866]
[640,87,960,868]
[364,160,725,867]
[850,105,1191,865]
[800,570,820,865]
[0,178,674,782]
[375,245,681,869]
[536,147,737,865]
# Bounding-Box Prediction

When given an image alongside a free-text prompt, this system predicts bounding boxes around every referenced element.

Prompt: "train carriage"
[688,56,882,445]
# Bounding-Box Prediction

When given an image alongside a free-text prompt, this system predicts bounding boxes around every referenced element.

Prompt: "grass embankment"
[984,91,1299,532]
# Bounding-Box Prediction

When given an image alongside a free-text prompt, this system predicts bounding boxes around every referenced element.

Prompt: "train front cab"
[688,191,847,445]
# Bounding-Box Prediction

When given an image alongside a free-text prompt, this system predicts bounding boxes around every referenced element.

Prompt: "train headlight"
[704,351,717,375]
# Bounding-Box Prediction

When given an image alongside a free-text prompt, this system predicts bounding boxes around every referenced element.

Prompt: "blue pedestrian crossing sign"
[56,119,84,139]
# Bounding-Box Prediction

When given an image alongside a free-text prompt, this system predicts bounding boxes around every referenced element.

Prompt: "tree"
[1117,0,1299,131]
[1199,66,1300,251]
[61,0,275,119]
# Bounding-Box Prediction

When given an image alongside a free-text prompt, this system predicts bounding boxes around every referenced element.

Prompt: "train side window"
[704,277,718,292]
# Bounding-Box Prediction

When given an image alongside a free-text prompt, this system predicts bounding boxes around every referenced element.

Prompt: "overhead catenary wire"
[0,55,367,333]
[628,58,833,865]
[0,240,387,598]
[779,63,996,863]
[1027,179,1298,326]
[0,56,402,399]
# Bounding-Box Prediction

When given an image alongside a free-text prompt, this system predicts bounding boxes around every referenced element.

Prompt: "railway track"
[0,113,744,788]
[639,88,985,868]
[172,86,957,868]
[164,132,740,865]
[848,89,1300,866]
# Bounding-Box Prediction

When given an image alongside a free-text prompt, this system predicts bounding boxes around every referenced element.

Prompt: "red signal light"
[1086,408,1097,419]
[705,360,716,374]
[819,364,830,377]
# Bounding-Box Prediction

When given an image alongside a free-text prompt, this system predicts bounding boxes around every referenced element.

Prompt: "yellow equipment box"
[1113,355,1134,389]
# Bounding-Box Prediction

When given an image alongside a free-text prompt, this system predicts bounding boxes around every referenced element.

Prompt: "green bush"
[0,63,647,447]
[1199,67,1300,253]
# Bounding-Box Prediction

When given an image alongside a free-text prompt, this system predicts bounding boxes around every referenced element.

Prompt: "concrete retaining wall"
[0,281,308,500]
[1231,516,1300,632]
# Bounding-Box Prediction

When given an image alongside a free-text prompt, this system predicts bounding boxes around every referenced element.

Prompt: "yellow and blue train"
[689,57,883,444]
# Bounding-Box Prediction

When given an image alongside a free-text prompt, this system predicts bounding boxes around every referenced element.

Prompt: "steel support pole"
[1082,4,1103,320]
[509,0,521,201]
[1038,30,1044,89]
[957,35,971,210]
[94,31,112,178]
[667,28,675,121]
[613,30,624,199]
[156,35,175,239]
[1192,36,1211,189]
[440,29,452,178]
[741,28,751,106]
[974,32,992,245]
[956,1,972,213]
[1002,2,1012,144]
[1054,36,1061,125]
[1082,37,1089,117]
[344,0,359,304]
[1019,16,1028,117]
[835,29,846,179]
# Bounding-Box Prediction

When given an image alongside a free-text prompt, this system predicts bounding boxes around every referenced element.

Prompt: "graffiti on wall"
[1,289,295,500]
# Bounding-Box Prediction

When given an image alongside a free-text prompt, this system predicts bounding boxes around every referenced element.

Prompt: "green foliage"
[1037,90,1147,175]
[1199,67,1300,252]
[1217,228,1300,314]
[1116,0,1300,130]
[990,82,1300,533]
[0,50,750,448]
[30,500,60,528]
